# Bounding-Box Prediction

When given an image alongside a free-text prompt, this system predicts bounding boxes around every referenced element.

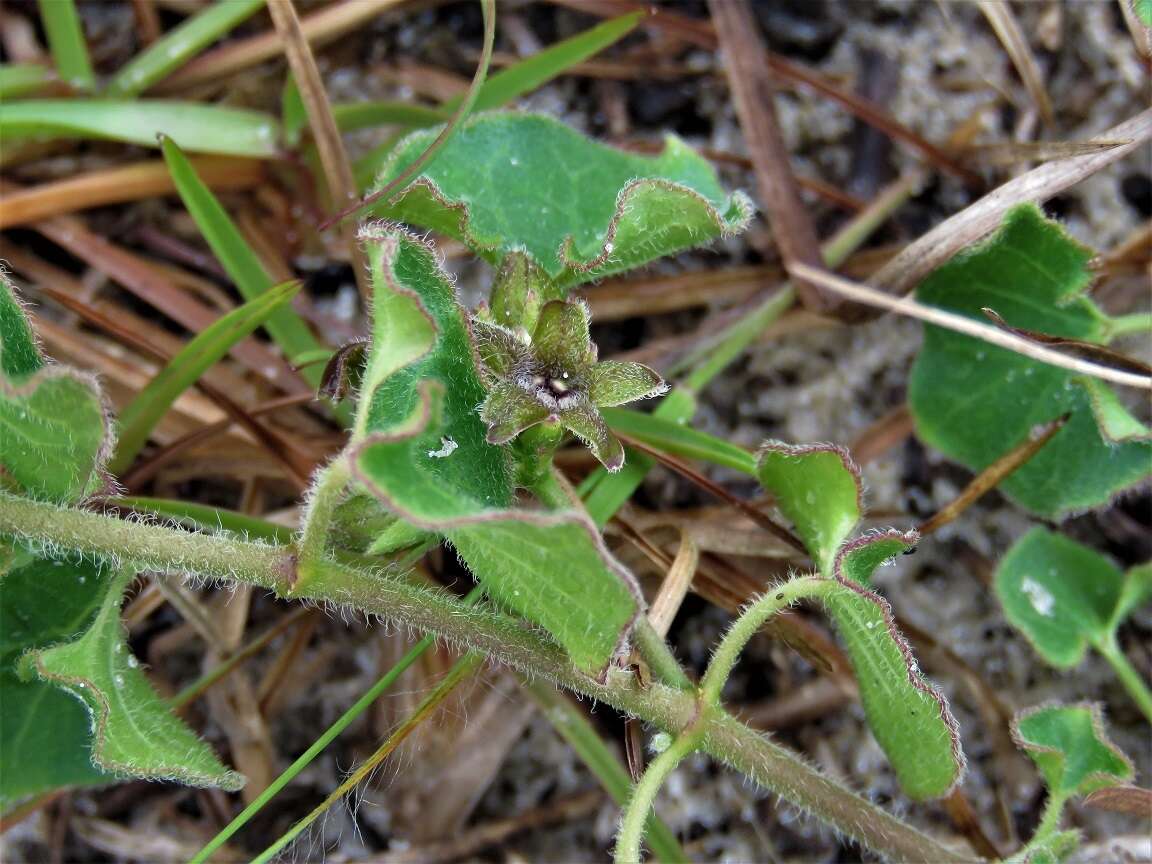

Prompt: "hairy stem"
[615,729,703,864]
[700,576,834,706]
[0,493,974,863]
[1097,636,1152,724]
[295,454,351,588]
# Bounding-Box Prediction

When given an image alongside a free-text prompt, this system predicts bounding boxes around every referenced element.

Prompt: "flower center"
[522,368,579,410]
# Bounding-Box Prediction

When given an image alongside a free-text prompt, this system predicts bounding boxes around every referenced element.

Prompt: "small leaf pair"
[476,291,665,473]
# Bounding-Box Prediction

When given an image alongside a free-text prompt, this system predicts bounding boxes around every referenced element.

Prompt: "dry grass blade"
[943,788,1004,861]
[917,414,1070,537]
[788,261,1152,391]
[0,157,264,229]
[579,264,768,321]
[647,531,699,639]
[265,0,370,301]
[1083,784,1152,815]
[978,1,1053,126]
[871,107,1152,296]
[708,0,829,311]
[981,308,1152,376]
[155,0,406,93]
[960,138,1129,167]
[14,210,307,391]
[620,434,809,553]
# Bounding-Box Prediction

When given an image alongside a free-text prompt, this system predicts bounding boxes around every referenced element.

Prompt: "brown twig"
[917,413,1070,536]
[708,0,827,311]
[265,0,370,302]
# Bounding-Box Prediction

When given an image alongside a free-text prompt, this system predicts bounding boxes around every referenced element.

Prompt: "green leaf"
[37,0,94,90]
[995,528,1131,668]
[20,566,244,791]
[1,556,110,809]
[106,0,265,96]
[0,100,280,157]
[908,205,1151,517]
[1135,0,1152,28]
[756,442,862,574]
[348,227,642,672]
[0,272,44,379]
[160,136,322,382]
[0,64,56,100]
[753,439,963,800]
[1013,703,1132,800]
[369,113,750,288]
[601,407,756,476]
[828,531,965,800]
[1,274,111,502]
[109,279,301,474]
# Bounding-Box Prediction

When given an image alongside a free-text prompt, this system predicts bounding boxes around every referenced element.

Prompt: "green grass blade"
[602,407,756,475]
[0,100,280,157]
[352,11,642,183]
[160,135,323,382]
[0,64,55,100]
[470,11,642,112]
[109,280,300,475]
[106,0,265,97]
[37,0,94,91]
[333,100,449,133]
[112,496,295,544]
[189,587,484,864]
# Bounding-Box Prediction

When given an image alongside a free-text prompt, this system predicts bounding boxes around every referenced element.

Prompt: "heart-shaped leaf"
[19,566,244,791]
[909,204,1151,517]
[369,112,751,289]
[995,528,1143,668]
[348,226,642,672]
[1013,702,1132,801]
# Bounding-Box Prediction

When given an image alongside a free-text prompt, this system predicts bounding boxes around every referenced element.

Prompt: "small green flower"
[476,300,666,471]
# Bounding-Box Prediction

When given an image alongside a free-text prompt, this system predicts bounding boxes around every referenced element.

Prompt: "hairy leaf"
[349,227,642,672]
[369,113,750,288]
[20,567,244,791]
[995,528,1142,668]
[1,276,111,502]
[909,205,1151,517]
[756,442,862,574]
[1,556,110,809]
[1013,703,1132,800]
[829,531,965,800]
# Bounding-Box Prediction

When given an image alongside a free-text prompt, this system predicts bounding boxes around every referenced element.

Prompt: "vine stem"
[0,493,974,864]
[701,576,836,706]
[1097,635,1152,724]
[614,729,703,864]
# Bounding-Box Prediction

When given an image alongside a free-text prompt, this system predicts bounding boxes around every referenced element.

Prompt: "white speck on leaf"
[1021,577,1055,617]
[427,437,458,459]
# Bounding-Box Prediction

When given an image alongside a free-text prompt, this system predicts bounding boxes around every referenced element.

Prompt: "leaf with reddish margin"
[829,530,965,800]
[369,113,751,289]
[348,227,642,673]
[755,440,964,799]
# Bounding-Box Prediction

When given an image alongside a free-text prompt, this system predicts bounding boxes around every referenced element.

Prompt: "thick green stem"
[295,455,351,587]
[1097,636,1152,724]
[615,729,703,864]
[700,576,834,706]
[0,493,974,863]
